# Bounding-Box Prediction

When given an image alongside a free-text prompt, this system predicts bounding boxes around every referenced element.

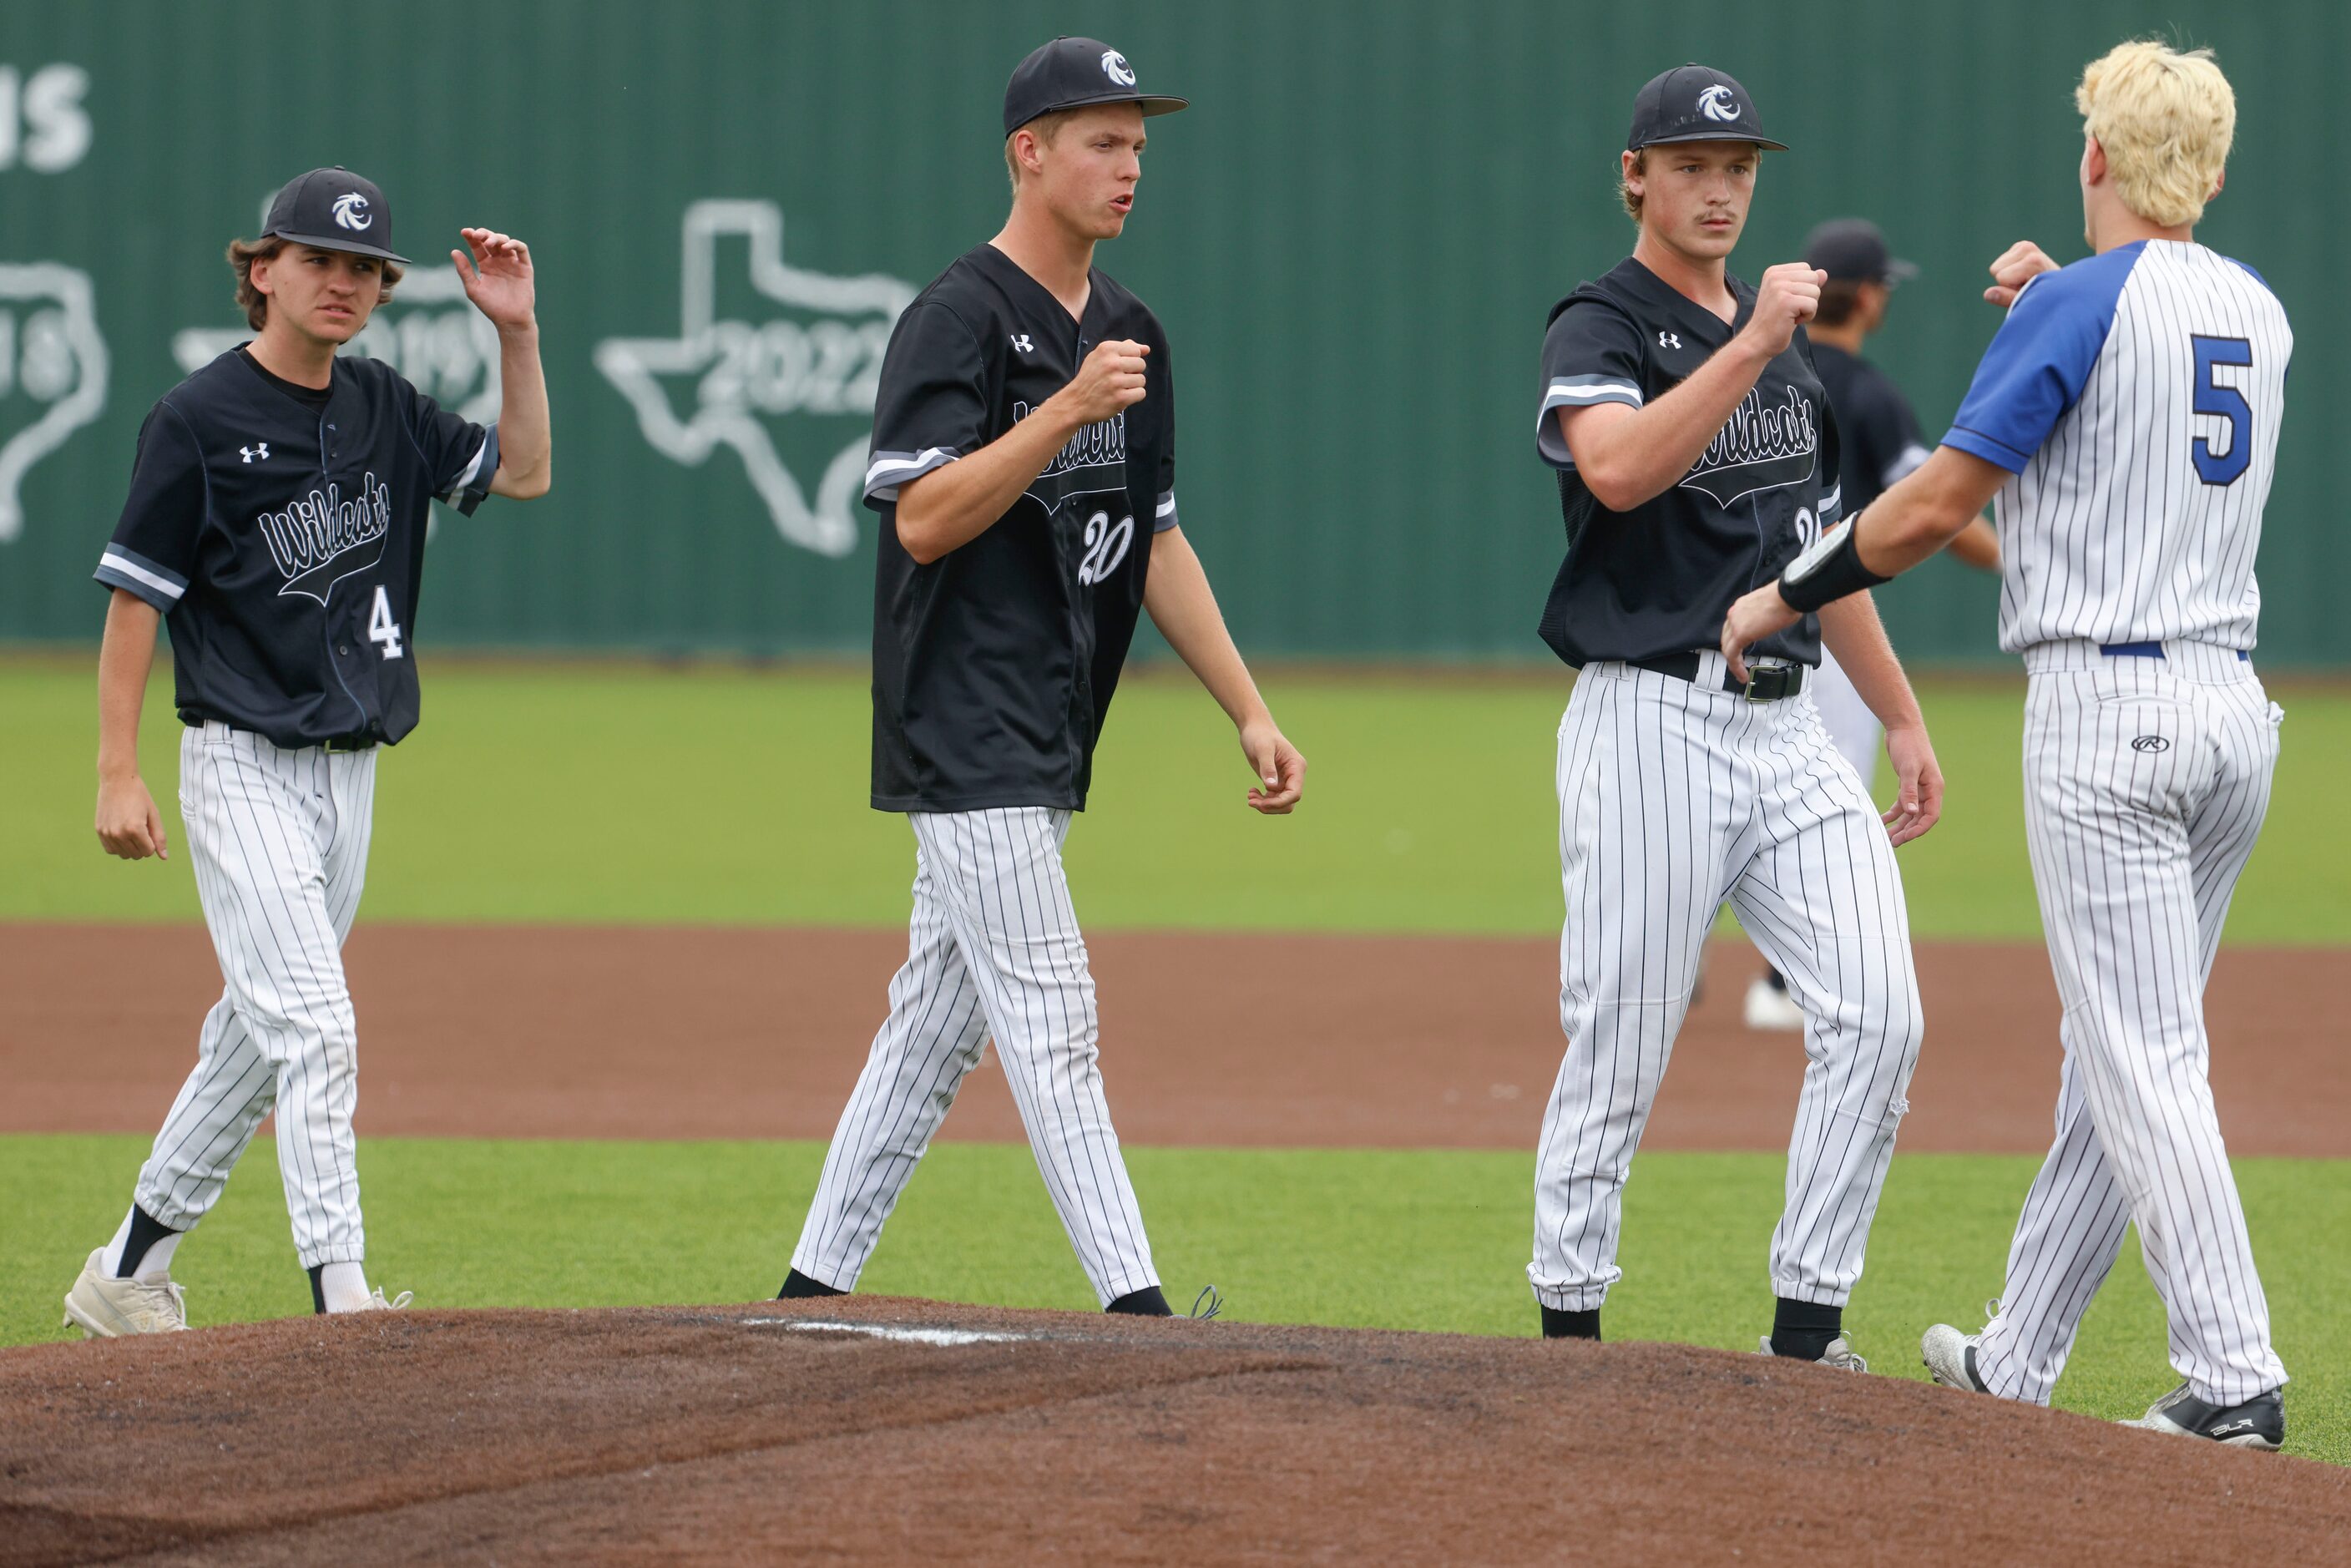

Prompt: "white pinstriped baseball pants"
[1531,655,1924,1313]
[1978,640,2287,1407]
[791,808,1159,1306]
[134,723,377,1268]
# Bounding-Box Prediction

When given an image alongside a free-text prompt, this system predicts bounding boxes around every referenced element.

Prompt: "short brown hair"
[1618,148,1647,223]
[1814,279,1866,327]
[226,235,402,331]
[1004,109,1078,196]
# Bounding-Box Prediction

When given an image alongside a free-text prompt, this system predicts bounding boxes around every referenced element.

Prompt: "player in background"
[65,169,550,1334]
[775,38,1304,1317]
[1720,41,2291,1448]
[1743,220,2000,1032]
[1529,64,1937,1369]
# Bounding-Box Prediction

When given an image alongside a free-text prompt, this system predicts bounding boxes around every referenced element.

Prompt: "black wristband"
[1777,522,1890,613]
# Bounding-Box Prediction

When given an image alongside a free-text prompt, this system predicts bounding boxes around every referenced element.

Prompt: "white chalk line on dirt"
[741,1318,1039,1346]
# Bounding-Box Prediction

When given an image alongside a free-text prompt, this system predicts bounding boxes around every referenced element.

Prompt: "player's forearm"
[488,324,551,499]
[1946,514,2000,572]
[895,401,1085,564]
[1851,448,2006,579]
[96,589,160,781]
[1816,593,1924,732]
[1143,528,1272,729]
[1563,336,1772,510]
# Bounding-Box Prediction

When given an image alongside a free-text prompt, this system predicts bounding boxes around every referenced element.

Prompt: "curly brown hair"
[225,235,402,331]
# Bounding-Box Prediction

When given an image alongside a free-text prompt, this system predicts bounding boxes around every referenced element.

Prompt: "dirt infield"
[2,924,2342,1156]
[4,1297,2346,1566]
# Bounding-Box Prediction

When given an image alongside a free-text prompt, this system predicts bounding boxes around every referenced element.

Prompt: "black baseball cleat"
[2123,1383,2284,1451]
[776,1268,846,1300]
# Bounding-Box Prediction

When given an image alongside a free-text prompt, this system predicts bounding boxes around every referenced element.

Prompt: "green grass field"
[6,1136,2344,1463]
[6,660,2348,938]
[6,658,2343,1464]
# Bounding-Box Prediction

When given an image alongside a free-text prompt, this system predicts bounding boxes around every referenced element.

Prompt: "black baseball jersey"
[94,349,497,748]
[863,243,1176,813]
[1807,341,1930,516]
[1533,257,1843,669]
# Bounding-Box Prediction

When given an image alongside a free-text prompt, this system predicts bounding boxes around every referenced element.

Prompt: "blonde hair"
[2075,40,2234,227]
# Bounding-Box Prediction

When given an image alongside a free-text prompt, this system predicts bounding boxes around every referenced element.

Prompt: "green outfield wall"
[0,1,2339,664]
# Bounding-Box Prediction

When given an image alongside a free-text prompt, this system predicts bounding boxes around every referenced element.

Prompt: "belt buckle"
[1742,660,1795,703]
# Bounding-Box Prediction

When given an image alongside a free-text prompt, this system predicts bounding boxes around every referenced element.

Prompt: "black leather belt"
[321,735,379,753]
[1627,651,1807,702]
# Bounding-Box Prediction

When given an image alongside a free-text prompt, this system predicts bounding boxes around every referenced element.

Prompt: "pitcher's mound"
[3,1297,2343,1565]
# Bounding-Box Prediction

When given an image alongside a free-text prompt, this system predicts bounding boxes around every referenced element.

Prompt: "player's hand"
[95,773,168,862]
[1737,264,1827,357]
[453,229,536,331]
[1984,240,2059,308]
[1718,582,1802,684]
[1882,724,1944,847]
[1054,339,1150,427]
[1238,716,1305,815]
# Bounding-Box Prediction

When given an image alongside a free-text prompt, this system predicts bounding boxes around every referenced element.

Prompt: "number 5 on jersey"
[368,584,406,660]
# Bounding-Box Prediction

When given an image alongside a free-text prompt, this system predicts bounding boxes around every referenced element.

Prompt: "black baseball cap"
[1625,64,1786,153]
[1003,37,1187,137]
[1803,218,1918,285]
[260,166,407,265]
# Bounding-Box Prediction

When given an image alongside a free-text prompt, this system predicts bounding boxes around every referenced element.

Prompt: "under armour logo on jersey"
[1101,50,1136,86]
[331,192,372,231]
[240,443,270,463]
[1010,333,1034,353]
[2131,735,2172,753]
[1698,85,1742,122]
[1658,331,1682,349]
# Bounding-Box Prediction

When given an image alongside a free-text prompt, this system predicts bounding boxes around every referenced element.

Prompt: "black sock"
[306,1264,327,1316]
[1767,969,1789,994]
[1540,1306,1600,1340]
[1769,1297,1842,1360]
[116,1206,179,1280]
[777,1267,846,1299]
[1105,1286,1171,1316]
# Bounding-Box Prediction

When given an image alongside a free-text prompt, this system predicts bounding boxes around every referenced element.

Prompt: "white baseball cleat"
[1920,1323,1992,1393]
[1757,1334,1868,1373]
[351,1287,414,1312]
[62,1248,190,1338]
[1742,976,1805,1032]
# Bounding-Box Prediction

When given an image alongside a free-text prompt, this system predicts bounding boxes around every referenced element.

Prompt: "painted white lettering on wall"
[0,65,93,173]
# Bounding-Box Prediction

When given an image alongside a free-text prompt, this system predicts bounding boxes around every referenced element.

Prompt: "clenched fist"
[1737,264,1827,358]
[1052,338,1150,426]
[1984,240,2060,308]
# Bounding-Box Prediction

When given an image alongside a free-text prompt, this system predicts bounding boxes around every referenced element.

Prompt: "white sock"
[101,1210,134,1277]
[319,1260,373,1312]
[134,1232,181,1283]
[100,1207,182,1283]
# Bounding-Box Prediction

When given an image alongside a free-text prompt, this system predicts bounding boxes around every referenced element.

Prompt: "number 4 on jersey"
[368,584,406,660]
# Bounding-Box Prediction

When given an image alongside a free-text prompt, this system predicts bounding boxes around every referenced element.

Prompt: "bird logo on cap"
[1697,84,1742,122]
[331,192,372,231]
[1101,49,1136,86]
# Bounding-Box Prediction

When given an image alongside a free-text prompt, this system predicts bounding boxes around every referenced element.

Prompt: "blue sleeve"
[1942,245,2140,473]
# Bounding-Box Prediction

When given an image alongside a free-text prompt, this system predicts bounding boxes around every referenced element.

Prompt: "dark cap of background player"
[1803,218,1919,286]
[1003,37,1188,137]
[260,166,408,265]
[1625,64,1787,153]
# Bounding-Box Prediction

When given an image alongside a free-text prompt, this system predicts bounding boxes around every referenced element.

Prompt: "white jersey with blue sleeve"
[1940,240,2290,655]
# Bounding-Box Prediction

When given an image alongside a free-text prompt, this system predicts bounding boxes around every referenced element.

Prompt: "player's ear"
[2081,134,2107,187]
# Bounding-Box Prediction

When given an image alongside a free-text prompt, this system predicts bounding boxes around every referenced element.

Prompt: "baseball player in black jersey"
[65,169,549,1334]
[1742,219,1999,1032]
[1526,67,1942,1367]
[776,38,1305,1317]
